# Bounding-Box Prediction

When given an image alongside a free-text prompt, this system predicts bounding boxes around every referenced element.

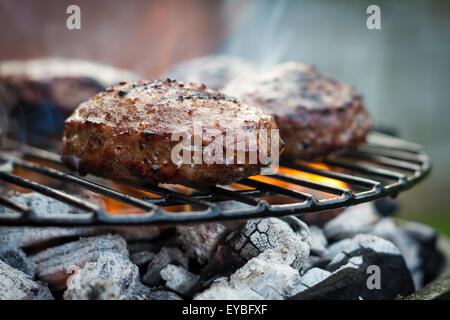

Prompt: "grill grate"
[0,132,430,226]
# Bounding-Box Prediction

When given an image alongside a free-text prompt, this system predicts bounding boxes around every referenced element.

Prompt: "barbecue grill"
[0,131,430,226]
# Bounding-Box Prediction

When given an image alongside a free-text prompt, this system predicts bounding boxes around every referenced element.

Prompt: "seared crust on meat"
[224,62,371,160]
[61,79,278,187]
[0,57,138,112]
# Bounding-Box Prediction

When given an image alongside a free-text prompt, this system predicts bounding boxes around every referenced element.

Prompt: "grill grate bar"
[0,132,431,226]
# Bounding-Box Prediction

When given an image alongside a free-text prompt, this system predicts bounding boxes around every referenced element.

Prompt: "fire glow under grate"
[0,132,430,226]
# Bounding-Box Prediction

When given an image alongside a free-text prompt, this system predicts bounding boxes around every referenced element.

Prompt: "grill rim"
[0,131,431,226]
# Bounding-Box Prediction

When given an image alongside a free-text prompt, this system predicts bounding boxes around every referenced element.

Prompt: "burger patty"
[165,55,255,91]
[0,58,138,138]
[61,79,279,187]
[223,62,371,160]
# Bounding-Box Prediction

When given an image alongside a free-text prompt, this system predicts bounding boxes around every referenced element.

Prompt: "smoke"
[220,0,294,68]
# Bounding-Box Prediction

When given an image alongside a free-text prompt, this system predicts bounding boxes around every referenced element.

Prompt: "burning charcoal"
[323,203,380,241]
[324,234,415,299]
[142,247,189,286]
[370,218,424,289]
[291,261,364,300]
[64,252,151,300]
[401,222,443,283]
[301,255,330,274]
[227,217,311,269]
[195,249,303,300]
[308,225,328,256]
[130,251,155,268]
[0,247,35,277]
[160,264,200,296]
[176,222,233,264]
[32,235,127,290]
[401,222,437,248]
[297,268,331,292]
[148,289,183,300]
[0,226,98,249]
[64,279,125,300]
[0,259,53,300]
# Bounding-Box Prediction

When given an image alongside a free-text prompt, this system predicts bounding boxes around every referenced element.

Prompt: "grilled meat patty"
[0,58,138,139]
[223,62,371,160]
[165,55,255,91]
[62,79,278,187]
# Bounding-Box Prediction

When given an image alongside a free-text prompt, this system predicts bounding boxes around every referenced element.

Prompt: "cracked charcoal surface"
[195,249,303,300]
[64,252,151,300]
[32,234,128,290]
[227,217,311,269]
[0,259,53,300]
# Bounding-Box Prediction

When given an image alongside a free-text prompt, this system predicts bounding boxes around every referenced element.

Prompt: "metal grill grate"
[0,132,430,226]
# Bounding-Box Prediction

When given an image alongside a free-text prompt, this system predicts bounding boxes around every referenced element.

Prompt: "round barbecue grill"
[0,131,430,226]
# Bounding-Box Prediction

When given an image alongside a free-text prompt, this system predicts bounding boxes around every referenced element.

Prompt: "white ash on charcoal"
[322,234,415,299]
[291,261,364,300]
[32,234,128,290]
[0,246,35,277]
[160,264,200,296]
[142,247,189,286]
[0,259,53,300]
[199,216,311,286]
[0,192,161,248]
[195,249,304,300]
[308,225,328,256]
[64,252,164,300]
[296,267,331,293]
[226,216,311,269]
[176,221,239,265]
[64,279,126,300]
[323,202,381,241]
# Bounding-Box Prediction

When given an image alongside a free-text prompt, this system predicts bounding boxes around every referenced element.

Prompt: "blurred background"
[0,0,449,233]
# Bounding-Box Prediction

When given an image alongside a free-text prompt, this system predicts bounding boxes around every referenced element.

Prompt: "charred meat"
[0,57,138,139]
[224,62,371,160]
[62,79,278,187]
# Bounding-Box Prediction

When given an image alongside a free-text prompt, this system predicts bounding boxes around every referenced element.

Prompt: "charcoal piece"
[160,264,200,296]
[0,259,53,300]
[227,217,311,269]
[0,226,98,249]
[401,222,443,284]
[370,218,424,289]
[323,203,380,241]
[148,289,183,300]
[176,222,231,264]
[301,255,330,274]
[0,247,35,277]
[308,225,328,256]
[32,235,128,290]
[297,268,331,292]
[130,251,155,268]
[291,262,364,300]
[324,234,415,299]
[401,222,437,248]
[64,279,125,300]
[195,249,303,300]
[64,252,150,300]
[142,247,189,286]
